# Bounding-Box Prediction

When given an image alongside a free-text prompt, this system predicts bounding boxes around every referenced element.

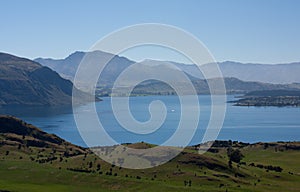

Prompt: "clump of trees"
[67,168,92,173]
[249,163,283,172]
[227,147,244,168]
[227,147,244,163]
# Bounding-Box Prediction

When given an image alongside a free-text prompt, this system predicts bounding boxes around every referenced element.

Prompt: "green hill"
[0,116,299,191]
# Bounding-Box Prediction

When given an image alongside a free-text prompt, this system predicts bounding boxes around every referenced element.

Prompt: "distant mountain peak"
[35,50,300,84]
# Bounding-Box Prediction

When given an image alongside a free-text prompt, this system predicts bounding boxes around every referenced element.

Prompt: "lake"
[0,95,299,147]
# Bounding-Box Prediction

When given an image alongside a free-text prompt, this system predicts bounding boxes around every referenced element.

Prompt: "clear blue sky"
[0,0,299,63]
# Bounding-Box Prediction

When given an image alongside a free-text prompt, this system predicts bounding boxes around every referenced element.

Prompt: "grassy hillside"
[0,116,299,191]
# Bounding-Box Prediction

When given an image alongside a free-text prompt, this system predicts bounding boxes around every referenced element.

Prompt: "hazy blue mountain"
[36,51,300,84]
[173,61,300,84]
[221,61,300,84]
[0,52,92,106]
[35,50,135,86]
[34,51,300,96]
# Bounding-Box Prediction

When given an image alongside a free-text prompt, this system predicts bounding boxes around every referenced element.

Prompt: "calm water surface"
[0,95,299,147]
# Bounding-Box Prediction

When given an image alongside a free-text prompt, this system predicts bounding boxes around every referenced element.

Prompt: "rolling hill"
[0,116,299,191]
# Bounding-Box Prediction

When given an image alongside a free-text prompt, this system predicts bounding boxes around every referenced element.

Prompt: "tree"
[97,163,101,171]
[230,149,244,163]
[227,147,244,163]
[264,143,269,149]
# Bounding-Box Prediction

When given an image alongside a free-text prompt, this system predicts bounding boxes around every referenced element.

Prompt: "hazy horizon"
[2,49,300,66]
[1,0,300,64]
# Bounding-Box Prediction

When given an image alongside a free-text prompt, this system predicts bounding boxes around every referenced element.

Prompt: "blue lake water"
[0,95,299,147]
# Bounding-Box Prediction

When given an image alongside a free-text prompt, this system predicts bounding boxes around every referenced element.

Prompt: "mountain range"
[0,50,299,106]
[35,51,300,96]
[35,51,300,85]
[0,52,92,106]
[174,61,300,84]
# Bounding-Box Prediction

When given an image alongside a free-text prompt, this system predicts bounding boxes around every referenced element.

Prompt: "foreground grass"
[0,141,299,192]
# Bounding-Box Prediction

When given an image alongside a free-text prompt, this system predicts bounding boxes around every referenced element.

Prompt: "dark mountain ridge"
[0,52,92,106]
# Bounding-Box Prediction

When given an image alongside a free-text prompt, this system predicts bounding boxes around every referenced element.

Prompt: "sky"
[0,0,299,64]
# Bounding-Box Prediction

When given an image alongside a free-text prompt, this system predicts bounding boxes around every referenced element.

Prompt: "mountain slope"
[0,52,91,106]
[35,50,135,86]
[35,51,300,96]
[36,52,300,84]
